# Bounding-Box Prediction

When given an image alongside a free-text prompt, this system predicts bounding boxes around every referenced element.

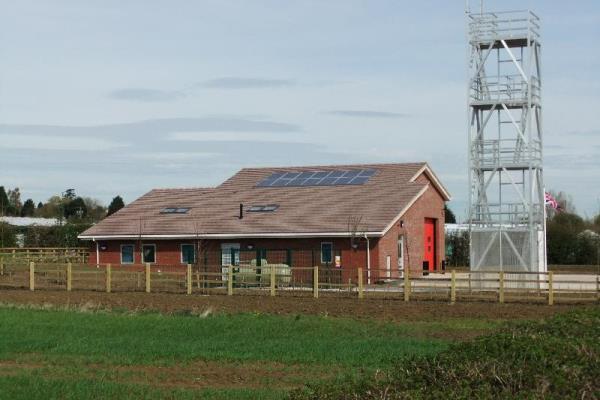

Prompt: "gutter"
[79,231,384,241]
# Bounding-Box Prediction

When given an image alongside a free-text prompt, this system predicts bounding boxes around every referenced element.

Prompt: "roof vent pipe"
[239,203,244,219]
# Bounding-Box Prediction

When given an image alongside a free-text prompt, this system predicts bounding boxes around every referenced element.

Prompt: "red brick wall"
[376,178,446,277]
[88,174,446,279]
[90,238,370,267]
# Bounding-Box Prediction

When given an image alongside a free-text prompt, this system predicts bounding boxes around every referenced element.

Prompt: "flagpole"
[543,189,548,273]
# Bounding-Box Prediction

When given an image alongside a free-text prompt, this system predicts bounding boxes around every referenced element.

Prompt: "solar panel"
[343,170,361,178]
[348,176,370,185]
[256,168,377,188]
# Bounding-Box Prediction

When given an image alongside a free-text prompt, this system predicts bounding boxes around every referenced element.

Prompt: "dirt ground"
[0,288,583,322]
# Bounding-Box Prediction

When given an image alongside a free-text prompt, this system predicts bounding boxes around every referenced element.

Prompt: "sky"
[0,0,599,220]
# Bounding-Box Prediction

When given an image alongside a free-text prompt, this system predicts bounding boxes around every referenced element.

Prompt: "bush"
[0,222,17,247]
[291,308,600,400]
[446,230,469,267]
[23,223,92,247]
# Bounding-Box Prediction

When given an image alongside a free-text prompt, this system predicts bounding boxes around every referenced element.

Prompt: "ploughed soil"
[0,288,578,322]
[0,357,329,390]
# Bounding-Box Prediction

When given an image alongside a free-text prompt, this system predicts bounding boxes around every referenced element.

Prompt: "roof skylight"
[247,204,279,212]
[160,207,190,214]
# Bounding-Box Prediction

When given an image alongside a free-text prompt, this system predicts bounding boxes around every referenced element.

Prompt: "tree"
[446,230,469,267]
[64,197,88,220]
[7,188,22,215]
[37,202,44,209]
[546,190,576,219]
[593,214,600,233]
[107,196,125,217]
[0,222,17,247]
[63,189,76,201]
[546,212,585,265]
[37,196,63,219]
[0,187,10,216]
[83,197,107,222]
[20,199,36,217]
[444,204,457,224]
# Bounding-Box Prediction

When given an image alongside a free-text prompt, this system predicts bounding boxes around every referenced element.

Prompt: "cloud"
[326,110,410,119]
[169,131,309,143]
[0,134,126,151]
[571,129,600,136]
[0,117,301,138]
[132,152,222,161]
[108,88,185,102]
[201,77,295,89]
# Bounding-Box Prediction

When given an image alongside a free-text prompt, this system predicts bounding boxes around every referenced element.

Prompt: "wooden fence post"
[145,263,151,293]
[498,271,505,304]
[313,266,319,299]
[270,266,276,297]
[29,262,35,291]
[548,271,554,306]
[0,260,4,276]
[357,268,364,299]
[468,272,472,294]
[12,249,16,259]
[187,264,192,295]
[450,270,456,304]
[66,262,72,292]
[404,268,410,302]
[227,265,233,296]
[106,264,112,293]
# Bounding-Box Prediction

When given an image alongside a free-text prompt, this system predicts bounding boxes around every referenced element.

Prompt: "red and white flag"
[544,192,559,210]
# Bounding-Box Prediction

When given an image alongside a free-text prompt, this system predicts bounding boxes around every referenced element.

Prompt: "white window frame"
[320,242,333,264]
[386,255,391,278]
[120,244,135,265]
[142,244,157,264]
[180,243,196,264]
[221,243,240,266]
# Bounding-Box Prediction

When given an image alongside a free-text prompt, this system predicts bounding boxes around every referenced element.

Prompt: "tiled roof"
[80,162,449,238]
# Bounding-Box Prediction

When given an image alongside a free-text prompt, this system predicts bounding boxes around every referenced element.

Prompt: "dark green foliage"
[0,186,15,216]
[444,205,457,224]
[36,202,44,209]
[291,308,600,400]
[445,230,469,267]
[547,212,595,265]
[23,223,92,247]
[20,199,35,217]
[0,222,17,247]
[63,188,76,201]
[107,195,125,216]
[575,233,600,265]
[63,197,87,219]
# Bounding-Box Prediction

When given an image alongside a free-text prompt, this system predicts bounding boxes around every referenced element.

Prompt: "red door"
[423,218,436,271]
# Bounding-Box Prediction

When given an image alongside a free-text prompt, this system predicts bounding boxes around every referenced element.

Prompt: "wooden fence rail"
[0,248,88,264]
[0,262,598,305]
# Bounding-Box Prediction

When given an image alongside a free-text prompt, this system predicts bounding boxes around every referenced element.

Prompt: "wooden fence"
[0,262,598,305]
[0,248,88,264]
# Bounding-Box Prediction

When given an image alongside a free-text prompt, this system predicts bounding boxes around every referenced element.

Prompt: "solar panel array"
[256,169,377,188]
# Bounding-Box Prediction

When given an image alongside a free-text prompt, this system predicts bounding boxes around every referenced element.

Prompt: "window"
[221,243,240,266]
[121,244,134,264]
[160,207,190,214]
[181,244,195,264]
[142,244,156,263]
[247,204,279,212]
[321,242,333,264]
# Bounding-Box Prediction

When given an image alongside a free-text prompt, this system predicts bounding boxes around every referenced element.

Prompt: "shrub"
[291,308,600,400]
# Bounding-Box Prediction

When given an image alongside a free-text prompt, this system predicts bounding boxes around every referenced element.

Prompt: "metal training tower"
[467,9,546,274]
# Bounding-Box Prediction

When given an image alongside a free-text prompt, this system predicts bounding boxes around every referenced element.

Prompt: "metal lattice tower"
[467,9,547,274]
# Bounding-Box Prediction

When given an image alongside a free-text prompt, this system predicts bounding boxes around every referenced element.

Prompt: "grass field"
[0,303,504,399]
[291,307,600,399]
